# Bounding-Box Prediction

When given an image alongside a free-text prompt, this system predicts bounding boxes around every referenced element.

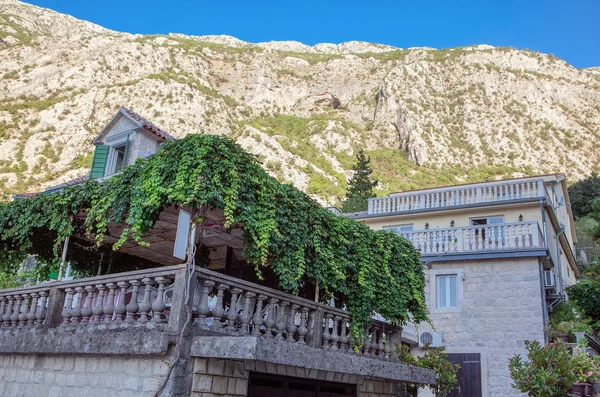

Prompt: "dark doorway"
[248,372,356,397]
[447,353,482,397]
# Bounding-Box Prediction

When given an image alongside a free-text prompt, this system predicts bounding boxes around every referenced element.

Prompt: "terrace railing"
[396,221,545,255]
[0,264,401,360]
[368,179,546,215]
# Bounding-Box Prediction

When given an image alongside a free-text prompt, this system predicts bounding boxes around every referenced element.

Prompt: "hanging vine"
[0,134,428,335]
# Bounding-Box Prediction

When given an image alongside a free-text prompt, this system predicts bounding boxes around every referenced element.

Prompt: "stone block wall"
[127,130,160,166]
[417,257,545,397]
[0,353,170,397]
[191,357,403,397]
[192,358,248,397]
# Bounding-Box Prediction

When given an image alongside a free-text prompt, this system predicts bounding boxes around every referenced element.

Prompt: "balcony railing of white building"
[368,179,547,215]
[395,221,544,255]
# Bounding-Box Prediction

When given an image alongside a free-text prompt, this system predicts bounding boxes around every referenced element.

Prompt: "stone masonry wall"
[416,257,545,397]
[0,353,170,397]
[191,357,403,397]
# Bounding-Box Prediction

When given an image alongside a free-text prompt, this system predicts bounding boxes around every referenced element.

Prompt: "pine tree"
[341,149,378,213]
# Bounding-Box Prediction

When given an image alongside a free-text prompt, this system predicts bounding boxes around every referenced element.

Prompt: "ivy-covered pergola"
[0,134,428,333]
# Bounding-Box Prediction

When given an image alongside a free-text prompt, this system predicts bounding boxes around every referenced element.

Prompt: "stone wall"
[127,130,160,166]
[416,257,545,397]
[191,357,403,397]
[0,353,171,397]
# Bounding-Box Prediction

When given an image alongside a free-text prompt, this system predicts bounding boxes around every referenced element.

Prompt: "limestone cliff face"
[1,1,599,204]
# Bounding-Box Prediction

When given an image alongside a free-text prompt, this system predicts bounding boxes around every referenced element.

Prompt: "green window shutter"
[90,145,109,179]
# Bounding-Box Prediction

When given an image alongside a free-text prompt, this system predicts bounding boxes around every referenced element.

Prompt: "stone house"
[348,175,580,397]
[0,108,435,397]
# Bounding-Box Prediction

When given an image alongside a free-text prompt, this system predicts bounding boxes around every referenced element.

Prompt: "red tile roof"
[119,106,174,141]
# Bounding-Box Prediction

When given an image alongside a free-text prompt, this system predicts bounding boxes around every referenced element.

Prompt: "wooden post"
[57,236,70,281]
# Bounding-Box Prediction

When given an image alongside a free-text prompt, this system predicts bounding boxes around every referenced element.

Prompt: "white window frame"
[103,133,130,176]
[470,215,505,226]
[429,268,464,313]
[436,275,458,309]
[384,224,414,233]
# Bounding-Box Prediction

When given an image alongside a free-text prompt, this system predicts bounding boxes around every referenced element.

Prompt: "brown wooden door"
[248,372,355,397]
[447,353,482,397]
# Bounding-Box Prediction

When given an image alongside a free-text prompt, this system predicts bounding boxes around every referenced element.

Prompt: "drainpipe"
[556,228,566,294]
[539,199,550,344]
[539,261,549,344]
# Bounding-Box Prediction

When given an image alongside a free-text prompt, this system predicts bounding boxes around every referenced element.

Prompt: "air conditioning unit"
[418,330,443,348]
[544,270,555,288]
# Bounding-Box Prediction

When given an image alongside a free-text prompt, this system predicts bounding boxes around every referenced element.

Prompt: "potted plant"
[571,340,599,397]
[509,340,577,396]
[549,321,575,343]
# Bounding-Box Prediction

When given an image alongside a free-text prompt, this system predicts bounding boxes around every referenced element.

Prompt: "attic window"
[113,145,126,173]
[104,141,129,176]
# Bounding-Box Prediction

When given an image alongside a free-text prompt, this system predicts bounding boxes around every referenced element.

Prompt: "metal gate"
[447,353,482,397]
[248,372,356,397]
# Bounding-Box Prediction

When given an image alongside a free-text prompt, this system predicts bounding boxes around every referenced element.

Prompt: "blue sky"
[26,0,600,68]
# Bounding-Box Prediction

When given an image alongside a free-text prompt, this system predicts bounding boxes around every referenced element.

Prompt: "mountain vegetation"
[1,0,600,206]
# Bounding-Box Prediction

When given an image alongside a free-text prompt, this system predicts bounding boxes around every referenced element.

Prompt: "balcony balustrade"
[368,179,546,215]
[0,264,401,360]
[396,221,544,255]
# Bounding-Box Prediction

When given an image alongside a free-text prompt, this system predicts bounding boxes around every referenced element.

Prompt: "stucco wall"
[0,353,170,397]
[416,257,545,397]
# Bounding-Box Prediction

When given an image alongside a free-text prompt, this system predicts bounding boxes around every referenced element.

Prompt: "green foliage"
[398,344,460,397]
[0,135,428,336]
[508,340,578,397]
[276,51,343,65]
[568,172,600,218]
[341,149,377,213]
[574,216,600,265]
[567,263,600,322]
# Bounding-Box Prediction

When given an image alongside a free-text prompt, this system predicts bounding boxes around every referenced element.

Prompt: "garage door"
[248,372,356,397]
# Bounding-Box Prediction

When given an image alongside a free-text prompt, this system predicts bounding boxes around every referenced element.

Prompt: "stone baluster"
[125,280,141,324]
[70,288,84,326]
[252,294,267,336]
[225,287,242,331]
[296,307,309,344]
[81,286,95,325]
[151,277,170,324]
[263,298,278,338]
[11,295,22,327]
[239,291,255,334]
[322,313,332,349]
[285,304,299,342]
[274,301,289,340]
[36,292,47,327]
[0,297,6,327]
[364,326,374,356]
[18,294,29,327]
[103,283,117,324]
[377,327,385,358]
[210,283,227,330]
[330,316,341,350]
[4,296,14,327]
[61,288,74,327]
[114,282,128,324]
[339,317,349,351]
[383,329,392,360]
[138,278,154,324]
[92,284,106,324]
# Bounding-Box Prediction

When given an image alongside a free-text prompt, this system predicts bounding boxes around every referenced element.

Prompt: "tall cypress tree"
[341,149,378,213]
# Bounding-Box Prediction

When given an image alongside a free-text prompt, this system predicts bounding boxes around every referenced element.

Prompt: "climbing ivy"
[0,135,427,335]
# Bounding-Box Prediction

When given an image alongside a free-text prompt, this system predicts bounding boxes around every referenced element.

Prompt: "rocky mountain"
[1,0,599,205]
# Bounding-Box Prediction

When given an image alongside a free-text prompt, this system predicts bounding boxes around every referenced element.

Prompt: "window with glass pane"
[437,275,458,308]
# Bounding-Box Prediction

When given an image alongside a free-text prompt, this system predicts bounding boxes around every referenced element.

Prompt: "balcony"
[368,179,547,216]
[0,264,405,361]
[396,221,545,256]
